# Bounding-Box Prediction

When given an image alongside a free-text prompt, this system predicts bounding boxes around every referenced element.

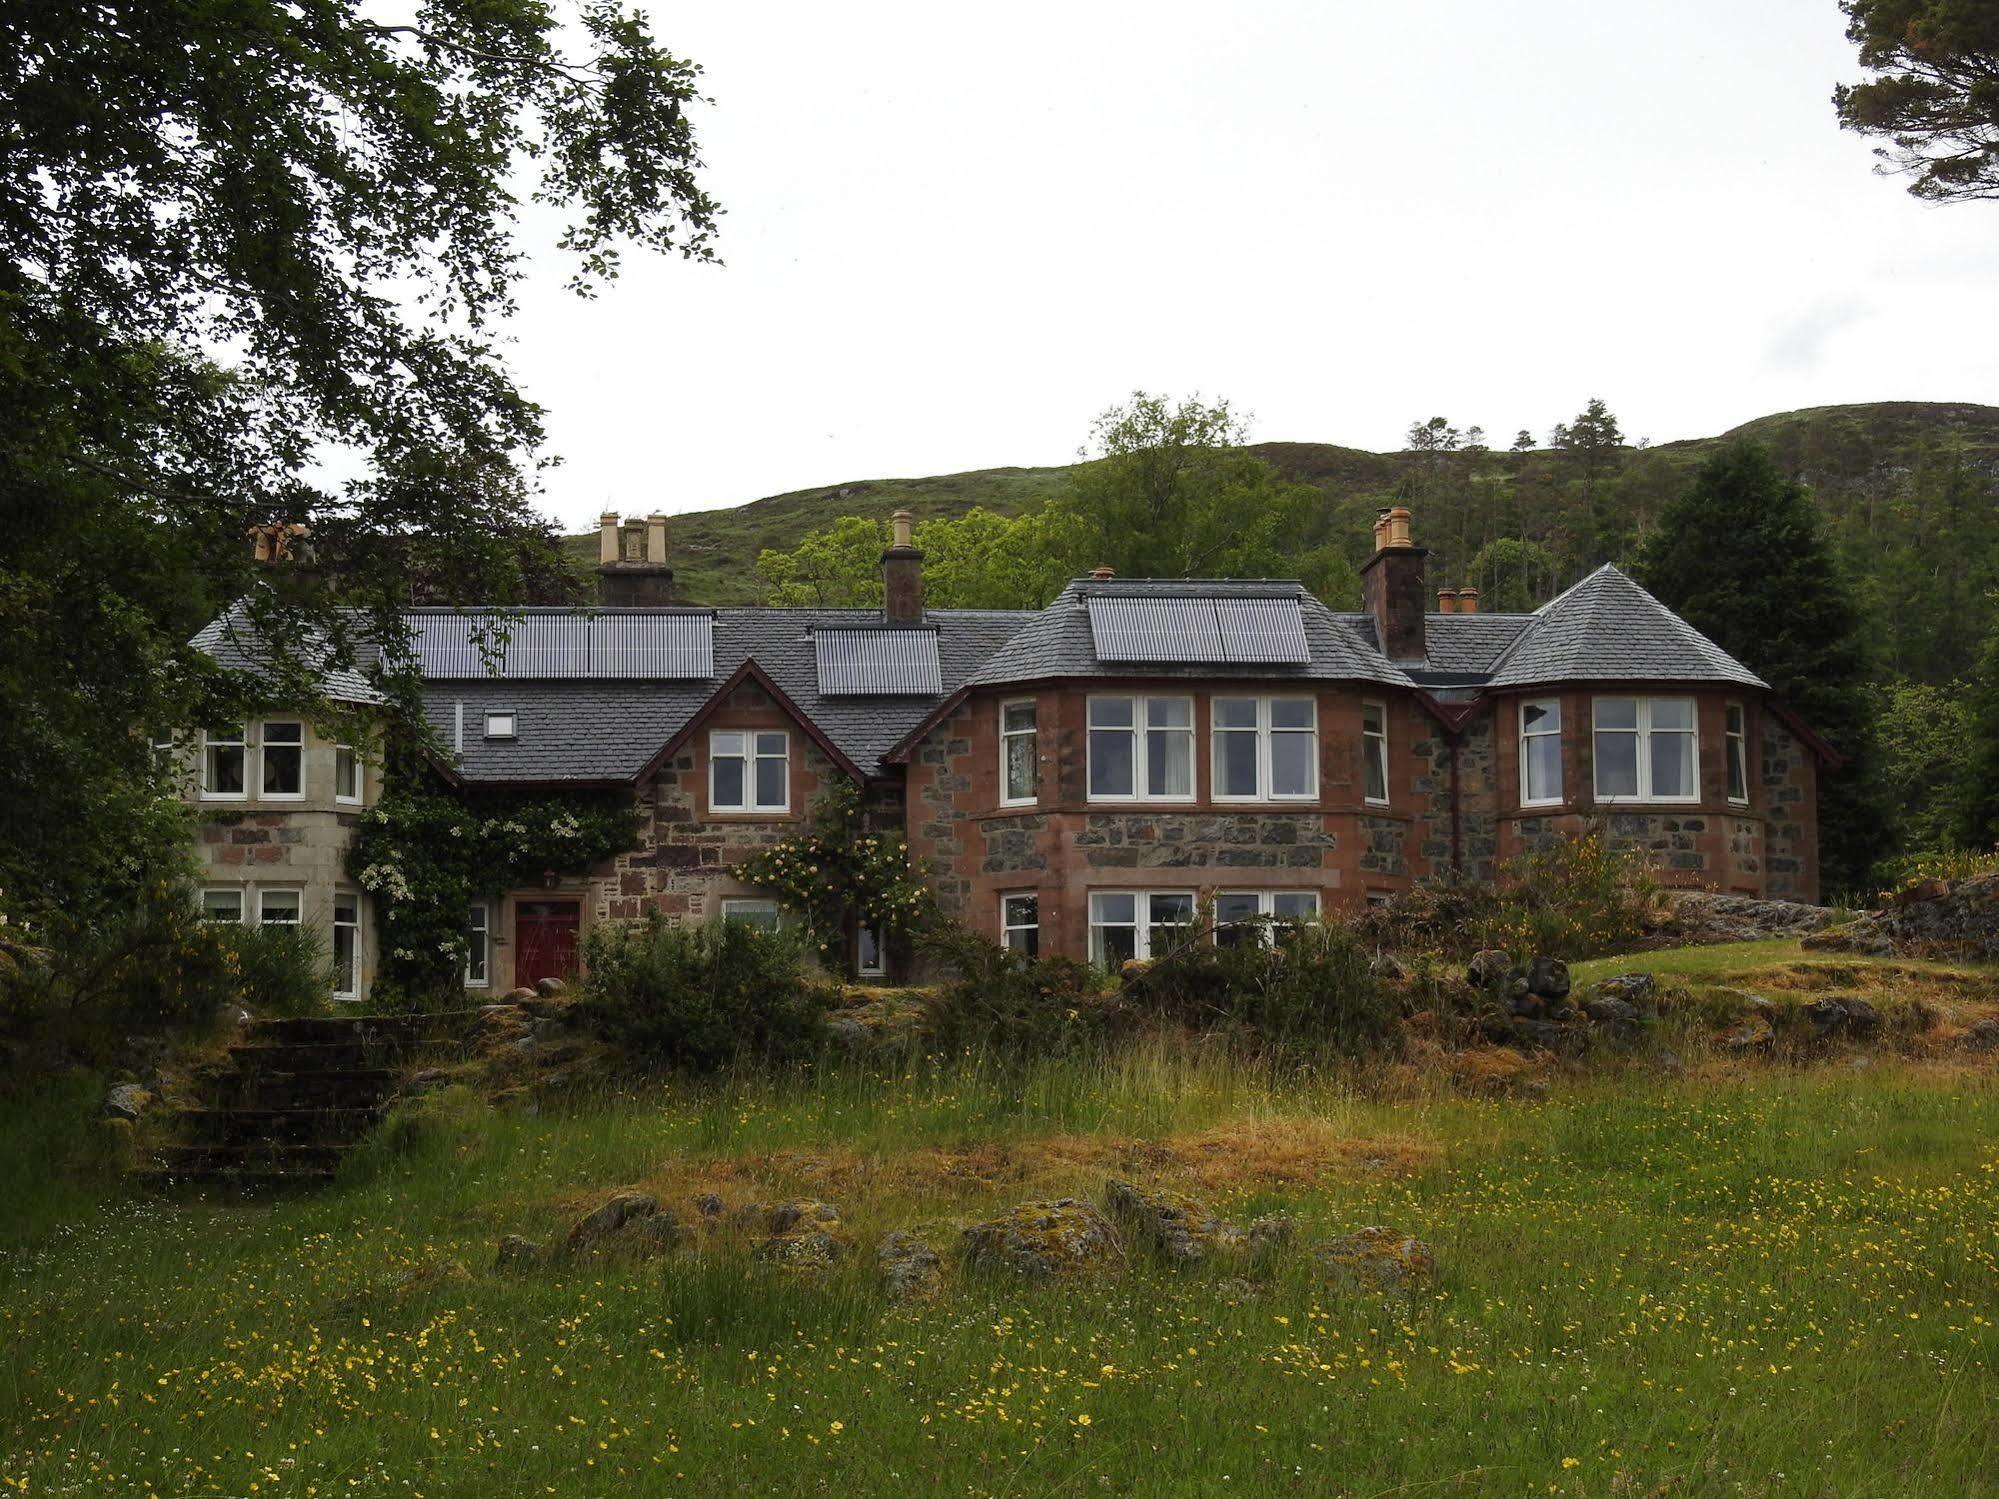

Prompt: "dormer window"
[484,711,517,741]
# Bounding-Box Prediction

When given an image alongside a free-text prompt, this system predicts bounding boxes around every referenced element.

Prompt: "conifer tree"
[1956,612,1999,850]
[1637,441,1886,893]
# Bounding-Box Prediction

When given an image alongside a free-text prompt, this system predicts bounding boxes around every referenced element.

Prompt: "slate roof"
[191,563,1769,784]
[1485,565,1767,691]
[418,607,1032,783]
[190,603,384,705]
[963,579,1417,691]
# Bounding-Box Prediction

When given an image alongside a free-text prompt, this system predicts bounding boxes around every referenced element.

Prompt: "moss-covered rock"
[1313,1227,1435,1293]
[962,1198,1119,1280]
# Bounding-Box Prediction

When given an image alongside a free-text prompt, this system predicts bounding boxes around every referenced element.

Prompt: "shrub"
[0,880,330,1047]
[579,912,829,1070]
[916,924,1120,1055]
[1132,917,1398,1055]
[1873,846,1999,902]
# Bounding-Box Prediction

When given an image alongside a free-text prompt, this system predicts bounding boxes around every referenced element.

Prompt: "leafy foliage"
[1638,441,1886,891]
[1955,604,1999,850]
[915,925,1121,1055]
[579,913,829,1071]
[0,881,330,1045]
[0,1,717,937]
[346,763,638,999]
[1834,0,1999,203]
[732,784,934,971]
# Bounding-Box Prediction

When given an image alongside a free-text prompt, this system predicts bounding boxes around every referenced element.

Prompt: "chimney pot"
[890,509,915,550]
[1437,588,1458,614]
[1458,587,1479,615]
[1385,506,1413,549]
[598,511,621,566]
[1089,564,1116,581]
[1373,510,1390,552]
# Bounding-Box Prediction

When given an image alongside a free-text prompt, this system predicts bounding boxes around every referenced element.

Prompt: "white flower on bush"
[356,861,412,902]
[548,812,582,839]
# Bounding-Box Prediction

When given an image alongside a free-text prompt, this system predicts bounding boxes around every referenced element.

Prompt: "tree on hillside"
[756,517,889,608]
[1637,441,1887,892]
[1872,434,1999,680]
[1552,398,1629,567]
[1063,393,1326,582]
[1465,538,1562,613]
[1956,611,1999,848]
[1834,0,1999,202]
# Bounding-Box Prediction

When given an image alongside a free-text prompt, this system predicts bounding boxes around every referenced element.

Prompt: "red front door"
[514,900,581,989]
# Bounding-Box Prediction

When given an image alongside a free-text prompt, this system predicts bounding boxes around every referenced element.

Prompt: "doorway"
[514,899,581,989]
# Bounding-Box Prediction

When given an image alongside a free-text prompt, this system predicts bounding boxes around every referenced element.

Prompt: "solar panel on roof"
[814,628,943,695]
[1088,598,1226,661]
[409,612,713,679]
[1088,596,1309,665]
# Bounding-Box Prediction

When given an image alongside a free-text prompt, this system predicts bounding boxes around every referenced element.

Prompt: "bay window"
[1592,697,1698,803]
[203,726,246,799]
[1000,893,1040,957]
[1087,696,1193,801]
[1520,699,1563,806]
[711,730,789,813]
[1361,701,1390,806]
[1725,703,1748,804]
[1088,889,1195,966]
[1215,889,1321,946]
[260,721,304,798]
[332,893,361,1000]
[1000,700,1038,805]
[1212,697,1318,801]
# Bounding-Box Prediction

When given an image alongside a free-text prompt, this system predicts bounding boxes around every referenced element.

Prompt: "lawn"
[4,1003,1998,1494]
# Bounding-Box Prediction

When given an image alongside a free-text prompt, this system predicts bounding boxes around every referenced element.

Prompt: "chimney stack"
[881,509,924,625]
[596,508,675,607]
[1437,588,1459,614]
[1361,506,1428,662]
[1458,586,1479,615]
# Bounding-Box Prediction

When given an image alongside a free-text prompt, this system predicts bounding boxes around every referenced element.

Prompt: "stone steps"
[144,1011,472,1188]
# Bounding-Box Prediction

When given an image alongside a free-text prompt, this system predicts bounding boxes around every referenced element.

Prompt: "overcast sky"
[503,0,1999,529]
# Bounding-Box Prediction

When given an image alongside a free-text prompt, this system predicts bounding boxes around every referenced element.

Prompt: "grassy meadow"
[5,952,1999,1495]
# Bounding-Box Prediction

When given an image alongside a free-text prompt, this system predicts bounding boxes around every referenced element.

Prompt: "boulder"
[1722,1015,1775,1052]
[563,1191,660,1254]
[692,1192,725,1217]
[104,1083,151,1122]
[753,1200,848,1270]
[1524,956,1571,1000]
[1806,995,1881,1038]
[1591,973,1658,1017]
[962,1198,1119,1280]
[1246,1214,1296,1265]
[876,1231,942,1300]
[1466,949,1515,989]
[1313,1228,1436,1293]
[534,976,568,998]
[1805,872,1999,961]
[1665,890,1838,945]
[1582,996,1639,1027]
[504,987,537,1003]
[1961,1017,1999,1053]
[1105,1180,1235,1268]
[496,1234,545,1270]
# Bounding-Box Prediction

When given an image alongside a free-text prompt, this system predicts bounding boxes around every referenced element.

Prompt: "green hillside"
[566,401,1999,607]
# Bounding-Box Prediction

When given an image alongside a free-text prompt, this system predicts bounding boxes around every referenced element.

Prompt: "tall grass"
[4,1045,1998,1495]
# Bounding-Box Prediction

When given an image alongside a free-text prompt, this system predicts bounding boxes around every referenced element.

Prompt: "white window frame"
[465,900,490,988]
[1519,698,1564,808]
[202,725,248,801]
[484,710,518,741]
[1088,889,1196,967]
[1214,889,1322,945]
[332,892,361,1001]
[1725,702,1749,806]
[1211,696,1319,803]
[1591,696,1700,805]
[999,699,1039,806]
[709,730,790,814]
[258,720,305,801]
[257,888,303,926]
[719,897,783,932]
[856,924,887,978]
[334,743,364,804]
[1086,695,1195,804]
[1361,700,1390,807]
[200,887,245,924]
[1000,892,1040,957]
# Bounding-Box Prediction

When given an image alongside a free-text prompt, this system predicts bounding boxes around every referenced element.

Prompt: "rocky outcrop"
[751,1200,847,1270]
[564,1191,662,1254]
[962,1198,1119,1279]
[1664,891,1837,945]
[1806,873,1999,962]
[1312,1228,1436,1293]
